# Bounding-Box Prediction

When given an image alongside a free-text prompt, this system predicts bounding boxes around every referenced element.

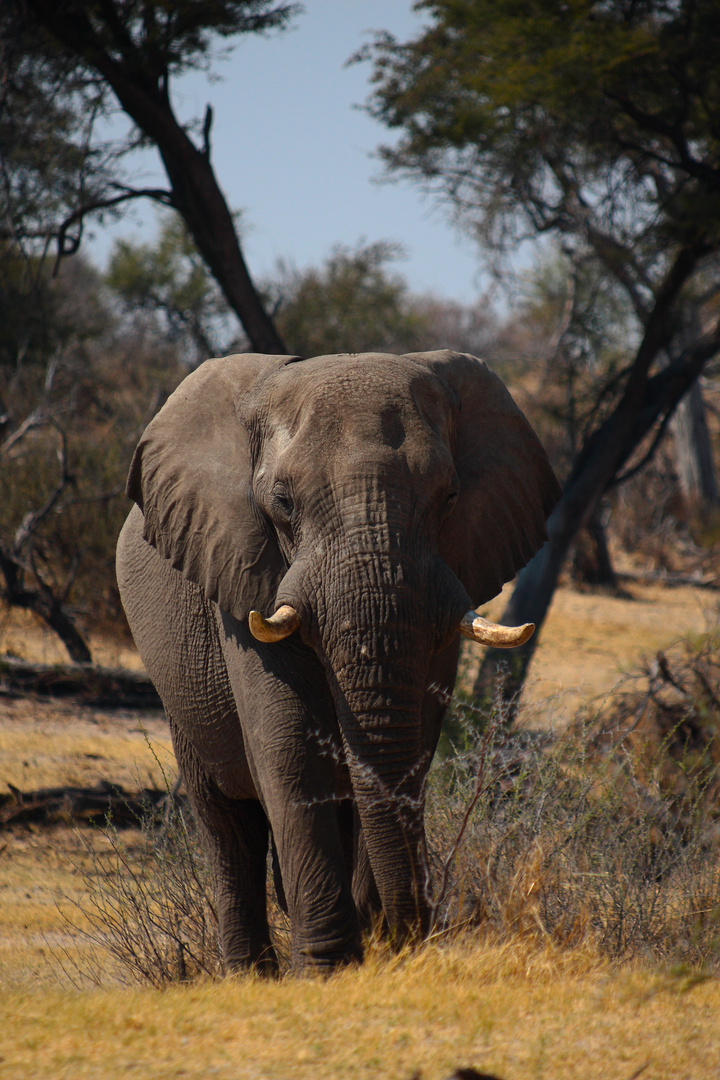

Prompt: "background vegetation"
[2,6,720,1075]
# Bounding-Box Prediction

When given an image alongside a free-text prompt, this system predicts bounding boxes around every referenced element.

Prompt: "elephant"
[116,349,560,974]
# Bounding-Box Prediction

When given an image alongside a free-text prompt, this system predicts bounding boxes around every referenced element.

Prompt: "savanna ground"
[1,576,720,1080]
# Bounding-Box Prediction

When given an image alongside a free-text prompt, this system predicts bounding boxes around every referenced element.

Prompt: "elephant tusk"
[248,605,300,643]
[458,610,535,649]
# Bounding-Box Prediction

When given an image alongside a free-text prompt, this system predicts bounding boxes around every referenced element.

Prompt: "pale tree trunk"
[671,379,719,510]
[666,308,719,513]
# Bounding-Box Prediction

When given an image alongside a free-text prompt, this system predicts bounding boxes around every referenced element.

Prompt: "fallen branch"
[0,656,161,708]
[0,781,182,829]
[617,570,719,589]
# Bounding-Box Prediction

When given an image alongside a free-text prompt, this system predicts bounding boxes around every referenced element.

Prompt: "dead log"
[0,780,184,829]
[0,656,162,708]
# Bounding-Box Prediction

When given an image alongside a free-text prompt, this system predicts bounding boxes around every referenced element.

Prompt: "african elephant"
[116,349,559,974]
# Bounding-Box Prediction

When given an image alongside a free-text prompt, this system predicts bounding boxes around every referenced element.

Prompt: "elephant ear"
[407,350,561,607]
[126,353,302,621]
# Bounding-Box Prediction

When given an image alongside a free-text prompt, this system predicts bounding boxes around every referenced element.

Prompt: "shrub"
[59,791,221,987]
[56,630,720,984]
[426,630,720,967]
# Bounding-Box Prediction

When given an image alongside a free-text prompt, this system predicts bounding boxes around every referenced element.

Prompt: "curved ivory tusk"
[458,610,535,649]
[248,605,300,643]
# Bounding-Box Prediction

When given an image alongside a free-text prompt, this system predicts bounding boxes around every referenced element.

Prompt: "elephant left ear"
[406,350,561,607]
[126,352,302,621]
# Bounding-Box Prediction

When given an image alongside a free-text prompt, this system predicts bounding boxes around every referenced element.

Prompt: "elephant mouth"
[248,603,534,649]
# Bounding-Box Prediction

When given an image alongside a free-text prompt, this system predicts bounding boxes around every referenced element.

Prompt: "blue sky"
[87,1,485,303]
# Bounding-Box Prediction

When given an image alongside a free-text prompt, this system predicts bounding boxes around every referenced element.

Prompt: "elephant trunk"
[308,551,469,941]
[263,533,475,940]
[332,687,432,940]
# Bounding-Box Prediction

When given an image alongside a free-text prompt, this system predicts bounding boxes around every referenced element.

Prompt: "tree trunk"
[27,1,287,356]
[0,545,92,663]
[473,298,720,711]
[671,379,719,511]
[662,308,719,515]
[571,505,618,590]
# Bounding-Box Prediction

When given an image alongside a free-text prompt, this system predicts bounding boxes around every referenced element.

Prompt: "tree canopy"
[1,0,300,352]
[362,0,720,697]
[364,0,720,287]
[273,241,430,358]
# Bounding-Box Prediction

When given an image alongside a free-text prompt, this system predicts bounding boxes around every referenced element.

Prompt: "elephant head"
[126,350,559,946]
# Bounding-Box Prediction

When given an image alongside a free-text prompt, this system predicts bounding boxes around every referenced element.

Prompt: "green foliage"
[2,0,300,352]
[0,10,113,251]
[33,0,302,82]
[273,240,431,357]
[363,0,720,262]
[106,214,237,364]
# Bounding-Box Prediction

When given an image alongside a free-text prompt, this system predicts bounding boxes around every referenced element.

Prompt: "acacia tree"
[106,213,240,366]
[1,0,298,353]
[363,0,720,698]
[272,240,430,357]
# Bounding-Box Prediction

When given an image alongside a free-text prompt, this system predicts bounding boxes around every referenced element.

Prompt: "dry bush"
[611,442,720,582]
[54,632,720,986]
[57,789,221,987]
[426,631,720,967]
[1,256,188,651]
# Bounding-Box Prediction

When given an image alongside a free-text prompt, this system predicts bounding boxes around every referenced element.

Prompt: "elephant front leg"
[218,614,362,972]
[170,722,278,974]
[210,799,278,974]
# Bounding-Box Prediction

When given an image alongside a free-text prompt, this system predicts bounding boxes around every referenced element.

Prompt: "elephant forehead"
[262,354,455,447]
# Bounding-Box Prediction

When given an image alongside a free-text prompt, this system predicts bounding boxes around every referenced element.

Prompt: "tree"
[0,15,114,255]
[0,246,191,663]
[106,213,240,366]
[270,239,502,358]
[1,0,298,353]
[362,0,720,699]
[272,240,430,357]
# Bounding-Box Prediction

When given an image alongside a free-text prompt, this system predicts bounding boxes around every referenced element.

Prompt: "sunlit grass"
[0,696,173,791]
[2,603,720,1077]
[2,937,719,1079]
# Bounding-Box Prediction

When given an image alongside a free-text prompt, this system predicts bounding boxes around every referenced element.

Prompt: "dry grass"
[0,695,173,792]
[1,936,719,1080]
[464,577,717,726]
[2,596,720,1078]
[0,828,108,990]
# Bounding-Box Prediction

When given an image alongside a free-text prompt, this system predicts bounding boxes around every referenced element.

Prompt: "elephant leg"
[217,612,362,972]
[335,800,383,932]
[170,722,277,974]
[351,812,386,937]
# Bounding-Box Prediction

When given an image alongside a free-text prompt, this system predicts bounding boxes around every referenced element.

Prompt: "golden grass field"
[1,582,720,1080]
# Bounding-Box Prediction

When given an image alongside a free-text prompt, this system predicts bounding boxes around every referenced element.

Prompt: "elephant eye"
[442,485,459,519]
[272,483,294,518]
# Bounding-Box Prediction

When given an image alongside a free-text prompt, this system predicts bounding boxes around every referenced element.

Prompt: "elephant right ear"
[126,353,302,622]
[407,350,561,608]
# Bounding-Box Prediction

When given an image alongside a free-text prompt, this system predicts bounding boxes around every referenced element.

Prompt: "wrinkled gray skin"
[116,350,559,974]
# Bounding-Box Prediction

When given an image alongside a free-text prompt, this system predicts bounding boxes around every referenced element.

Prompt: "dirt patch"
[0,606,144,671]
[0,695,173,792]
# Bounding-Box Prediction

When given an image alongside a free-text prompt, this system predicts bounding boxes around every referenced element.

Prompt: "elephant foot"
[290,926,363,975]
[222,941,279,978]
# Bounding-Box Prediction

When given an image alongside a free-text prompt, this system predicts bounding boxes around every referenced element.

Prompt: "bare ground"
[1,586,719,1079]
